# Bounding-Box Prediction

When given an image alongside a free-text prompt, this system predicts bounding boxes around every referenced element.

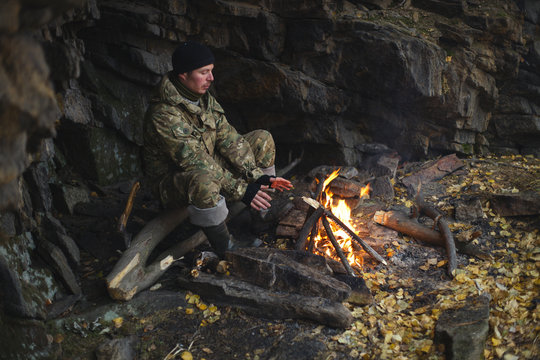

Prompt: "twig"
[163,344,183,360]
[321,216,357,277]
[296,207,324,251]
[117,181,140,248]
[325,210,388,266]
[307,218,320,253]
[414,192,457,277]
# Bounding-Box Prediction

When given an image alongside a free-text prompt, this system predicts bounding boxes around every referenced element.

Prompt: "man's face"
[179,64,214,95]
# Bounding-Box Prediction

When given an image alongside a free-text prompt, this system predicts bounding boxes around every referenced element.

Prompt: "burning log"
[296,207,324,251]
[324,210,388,266]
[302,197,387,266]
[326,177,367,198]
[321,216,357,277]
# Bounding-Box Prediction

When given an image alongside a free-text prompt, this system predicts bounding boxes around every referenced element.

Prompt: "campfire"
[310,169,371,273]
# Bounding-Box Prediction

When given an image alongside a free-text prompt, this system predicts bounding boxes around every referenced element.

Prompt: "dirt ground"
[48,154,539,360]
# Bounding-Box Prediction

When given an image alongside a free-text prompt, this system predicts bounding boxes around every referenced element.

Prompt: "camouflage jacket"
[143,74,264,201]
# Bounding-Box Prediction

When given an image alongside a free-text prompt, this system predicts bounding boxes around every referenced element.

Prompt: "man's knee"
[183,170,222,208]
[174,169,220,209]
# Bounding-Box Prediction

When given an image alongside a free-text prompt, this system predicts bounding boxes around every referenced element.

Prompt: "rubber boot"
[201,221,232,258]
[202,221,262,258]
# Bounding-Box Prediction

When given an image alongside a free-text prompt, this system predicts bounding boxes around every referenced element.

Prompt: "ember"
[311,169,372,272]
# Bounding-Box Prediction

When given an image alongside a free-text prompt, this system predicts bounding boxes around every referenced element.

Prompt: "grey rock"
[0,254,35,319]
[370,176,395,202]
[56,123,142,185]
[491,191,540,216]
[23,162,54,213]
[50,183,89,215]
[95,336,137,360]
[454,197,484,221]
[42,212,81,266]
[435,294,490,360]
[37,240,81,295]
[0,211,18,237]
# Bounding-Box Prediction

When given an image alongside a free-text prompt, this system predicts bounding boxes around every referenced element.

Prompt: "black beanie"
[172,41,215,75]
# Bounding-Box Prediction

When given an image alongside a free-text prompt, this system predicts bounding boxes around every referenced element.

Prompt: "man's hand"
[243,176,293,210]
[250,189,272,211]
[270,177,293,191]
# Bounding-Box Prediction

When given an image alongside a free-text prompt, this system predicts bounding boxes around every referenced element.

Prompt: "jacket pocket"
[171,123,192,138]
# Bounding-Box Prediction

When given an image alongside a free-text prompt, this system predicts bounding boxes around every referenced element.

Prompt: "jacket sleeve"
[151,109,248,200]
[214,113,264,181]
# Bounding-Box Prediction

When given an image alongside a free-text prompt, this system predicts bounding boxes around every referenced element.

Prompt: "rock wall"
[0,0,538,357]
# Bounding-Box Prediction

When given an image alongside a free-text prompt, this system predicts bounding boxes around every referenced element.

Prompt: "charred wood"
[321,216,357,277]
[296,207,324,251]
[177,271,353,328]
[225,248,350,302]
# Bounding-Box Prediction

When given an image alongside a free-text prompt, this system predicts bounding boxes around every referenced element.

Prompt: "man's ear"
[178,72,188,81]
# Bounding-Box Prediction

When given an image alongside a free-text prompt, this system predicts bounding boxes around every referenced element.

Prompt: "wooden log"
[225,248,351,302]
[373,210,489,262]
[295,207,324,251]
[106,202,245,301]
[177,271,353,328]
[321,216,357,277]
[307,216,320,253]
[373,210,443,245]
[327,177,365,198]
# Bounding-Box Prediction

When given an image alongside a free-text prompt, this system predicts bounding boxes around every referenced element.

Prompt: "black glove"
[241,182,262,206]
[255,175,275,186]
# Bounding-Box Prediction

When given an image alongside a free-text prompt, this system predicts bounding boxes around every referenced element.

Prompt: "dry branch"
[295,207,324,251]
[325,210,388,266]
[321,216,356,277]
[106,202,245,301]
[117,181,140,248]
[414,192,457,277]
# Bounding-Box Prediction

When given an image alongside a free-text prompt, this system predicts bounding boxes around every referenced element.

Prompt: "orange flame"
[312,169,370,271]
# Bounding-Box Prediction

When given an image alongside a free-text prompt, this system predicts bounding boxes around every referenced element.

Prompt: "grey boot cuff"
[188,196,229,227]
[261,165,275,176]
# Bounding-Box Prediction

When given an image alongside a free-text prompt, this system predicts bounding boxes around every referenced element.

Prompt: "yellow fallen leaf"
[54,333,64,344]
[185,308,194,315]
[112,317,123,328]
[181,351,193,360]
[437,260,447,268]
[492,337,501,346]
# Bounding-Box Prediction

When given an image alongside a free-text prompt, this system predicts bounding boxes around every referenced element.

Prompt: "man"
[143,41,292,257]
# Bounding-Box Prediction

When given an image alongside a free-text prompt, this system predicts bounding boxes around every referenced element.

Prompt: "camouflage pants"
[159,129,275,209]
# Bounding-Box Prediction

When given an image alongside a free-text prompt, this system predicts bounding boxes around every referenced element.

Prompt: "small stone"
[435,294,490,360]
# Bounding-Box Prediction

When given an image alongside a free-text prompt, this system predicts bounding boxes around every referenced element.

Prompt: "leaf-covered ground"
[49,155,539,359]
